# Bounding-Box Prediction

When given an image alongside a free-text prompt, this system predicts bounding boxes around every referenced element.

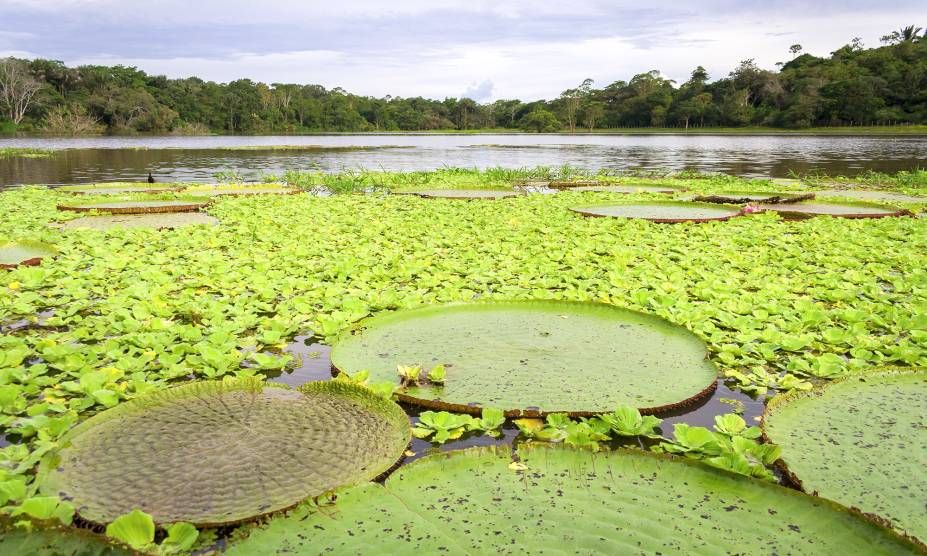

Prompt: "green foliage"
[105,509,155,550]
[8,36,927,133]
[0,148,54,159]
[598,406,663,439]
[412,411,476,443]
[10,496,74,525]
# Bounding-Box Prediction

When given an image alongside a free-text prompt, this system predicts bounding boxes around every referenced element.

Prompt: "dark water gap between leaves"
[268,335,765,465]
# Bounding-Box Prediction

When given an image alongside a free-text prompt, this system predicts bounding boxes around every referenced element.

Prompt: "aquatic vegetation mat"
[53,212,220,230]
[571,201,742,222]
[0,240,57,269]
[226,444,922,555]
[570,184,683,194]
[38,378,410,526]
[56,200,209,214]
[758,201,908,219]
[762,369,927,543]
[331,301,718,416]
[393,189,520,199]
[693,191,814,204]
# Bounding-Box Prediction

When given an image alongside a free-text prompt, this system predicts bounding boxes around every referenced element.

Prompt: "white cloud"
[4,1,925,100]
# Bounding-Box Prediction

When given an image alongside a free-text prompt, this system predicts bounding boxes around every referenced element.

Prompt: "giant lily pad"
[226,444,922,555]
[331,301,718,416]
[571,201,742,223]
[57,200,209,214]
[0,240,58,269]
[181,185,300,197]
[571,184,684,194]
[38,378,410,526]
[59,184,181,195]
[54,213,219,230]
[0,518,136,556]
[548,179,603,189]
[693,191,814,204]
[393,189,520,199]
[762,369,927,543]
[758,200,908,219]
[813,189,927,203]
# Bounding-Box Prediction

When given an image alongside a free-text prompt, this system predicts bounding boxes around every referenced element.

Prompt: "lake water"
[1,134,926,187]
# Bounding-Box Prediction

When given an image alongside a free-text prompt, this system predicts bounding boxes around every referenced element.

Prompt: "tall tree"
[0,58,43,125]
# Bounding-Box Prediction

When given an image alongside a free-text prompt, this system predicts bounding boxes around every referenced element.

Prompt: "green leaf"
[105,509,155,550]
[12,496,75,525]
[426,364,445,384]
[159,522,199,554]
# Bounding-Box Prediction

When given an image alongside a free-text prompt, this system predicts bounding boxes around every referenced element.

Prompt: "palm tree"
[881,25,924,44]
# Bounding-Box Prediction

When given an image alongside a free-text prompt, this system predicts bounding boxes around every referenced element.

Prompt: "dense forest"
[1,27,925,134]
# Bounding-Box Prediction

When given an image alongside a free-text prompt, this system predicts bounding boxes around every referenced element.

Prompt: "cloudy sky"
[0,1,923,101]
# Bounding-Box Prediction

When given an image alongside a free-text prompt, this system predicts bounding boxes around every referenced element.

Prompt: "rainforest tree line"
[1,27,925,134]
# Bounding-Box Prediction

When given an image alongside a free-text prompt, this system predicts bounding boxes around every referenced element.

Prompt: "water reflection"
[270,336,766,465]
[2,134,926,187]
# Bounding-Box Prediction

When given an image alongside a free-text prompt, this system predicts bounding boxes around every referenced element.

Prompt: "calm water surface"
[1,134,925,187]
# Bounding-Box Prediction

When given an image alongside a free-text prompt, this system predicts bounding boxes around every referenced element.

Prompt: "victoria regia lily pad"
[225,444,922,555]
[757,200,909,219]
[392,189,520,199]
[692,191,815,204]
[813,189,927,203]
[0,240,58,269]
[570,184,684,194]
[0,517,135,556]
[570,201,742,223]
[38,378,410,526]
[331,301,718,416]
[762,369,927,544]
[53,212,219,230]
[56,200,209,214]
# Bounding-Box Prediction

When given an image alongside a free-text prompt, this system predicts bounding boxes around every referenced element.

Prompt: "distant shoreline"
[3,126,927,141]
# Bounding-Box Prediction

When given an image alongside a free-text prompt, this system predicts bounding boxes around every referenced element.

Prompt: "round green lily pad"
[758,201,907,219]
[570,184,683,194]
[226,445,923,555]
[182,187,300,197]
[693,191,815,204]
[814,190,927,203]
[331,301,718,416]
[57,200,209,214]
[39,378,410,526]
[548,179,602,189]
[762,369,927,544]
[0,240,58,269]
[571,201,742,223]
[54,213,220,230]
[60,186,180,195]
[394,189,520,199]
[0,518,135,556]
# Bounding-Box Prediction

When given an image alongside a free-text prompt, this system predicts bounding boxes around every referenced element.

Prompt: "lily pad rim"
[569,200,745,223]
[0,239,59,269]
[330,299,719,417]
[0,515,141,556]
[49,212,221,231]
[56,200,211,214]
[569,183,687,193]
[391,187,521,199]
[760,367,927,494]
[757,199,913,219]
[39,377,412,527]
[692,191,816,204]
